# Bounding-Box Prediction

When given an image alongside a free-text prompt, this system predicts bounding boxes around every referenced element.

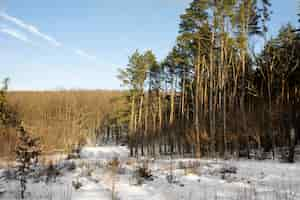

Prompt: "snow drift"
[80,146,129,160]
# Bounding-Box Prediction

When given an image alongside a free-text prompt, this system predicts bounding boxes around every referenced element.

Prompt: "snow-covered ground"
[1,146,300,200]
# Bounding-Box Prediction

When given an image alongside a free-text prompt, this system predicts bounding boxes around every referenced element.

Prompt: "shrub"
[15,125,41,199]
[45,161,60,183]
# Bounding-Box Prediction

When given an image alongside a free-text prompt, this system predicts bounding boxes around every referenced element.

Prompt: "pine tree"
[298,1,300,24]
[178,0,210,157]
[0,78,13,126]
[118,50,153,156]
[0,172,5,194]
[114,0,299,160]
[15,125,41,199]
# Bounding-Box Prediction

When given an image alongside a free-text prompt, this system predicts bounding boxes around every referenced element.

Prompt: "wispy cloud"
[0,12,61,47]
[0,28,31,43]
[0,12,97,61]
[75,49,97,61]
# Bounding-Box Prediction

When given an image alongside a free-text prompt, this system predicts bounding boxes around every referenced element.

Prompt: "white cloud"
[0,12,97,62]
[75,49,97,61]
[0,28,31,43]
[0,12,61,47]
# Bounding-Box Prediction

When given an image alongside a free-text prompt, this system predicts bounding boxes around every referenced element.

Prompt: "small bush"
[137,166,152,179]
[72,179,83,190]
[67,145,81,160]
[45,161,60,183]
[220,164,237,174]
[108,157,120,169]
[66,161,76,171]
[131,160,153,186]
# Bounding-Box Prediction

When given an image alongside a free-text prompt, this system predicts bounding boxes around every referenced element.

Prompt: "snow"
[1,146,300,199]
[80,146,129,160]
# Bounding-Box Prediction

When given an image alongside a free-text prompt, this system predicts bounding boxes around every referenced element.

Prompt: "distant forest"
[1,0,300,162]
[0,90,122,158]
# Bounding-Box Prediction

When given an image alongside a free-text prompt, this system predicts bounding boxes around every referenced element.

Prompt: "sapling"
[15,125,41,199]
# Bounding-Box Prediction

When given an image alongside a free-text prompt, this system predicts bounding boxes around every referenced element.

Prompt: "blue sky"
[0,0,298,91]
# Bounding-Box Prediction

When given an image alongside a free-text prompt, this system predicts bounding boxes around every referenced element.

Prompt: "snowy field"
[1,146,300,200]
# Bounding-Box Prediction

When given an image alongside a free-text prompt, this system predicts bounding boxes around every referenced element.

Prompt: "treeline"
[0,89,122,157]
[112,0,300,160]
